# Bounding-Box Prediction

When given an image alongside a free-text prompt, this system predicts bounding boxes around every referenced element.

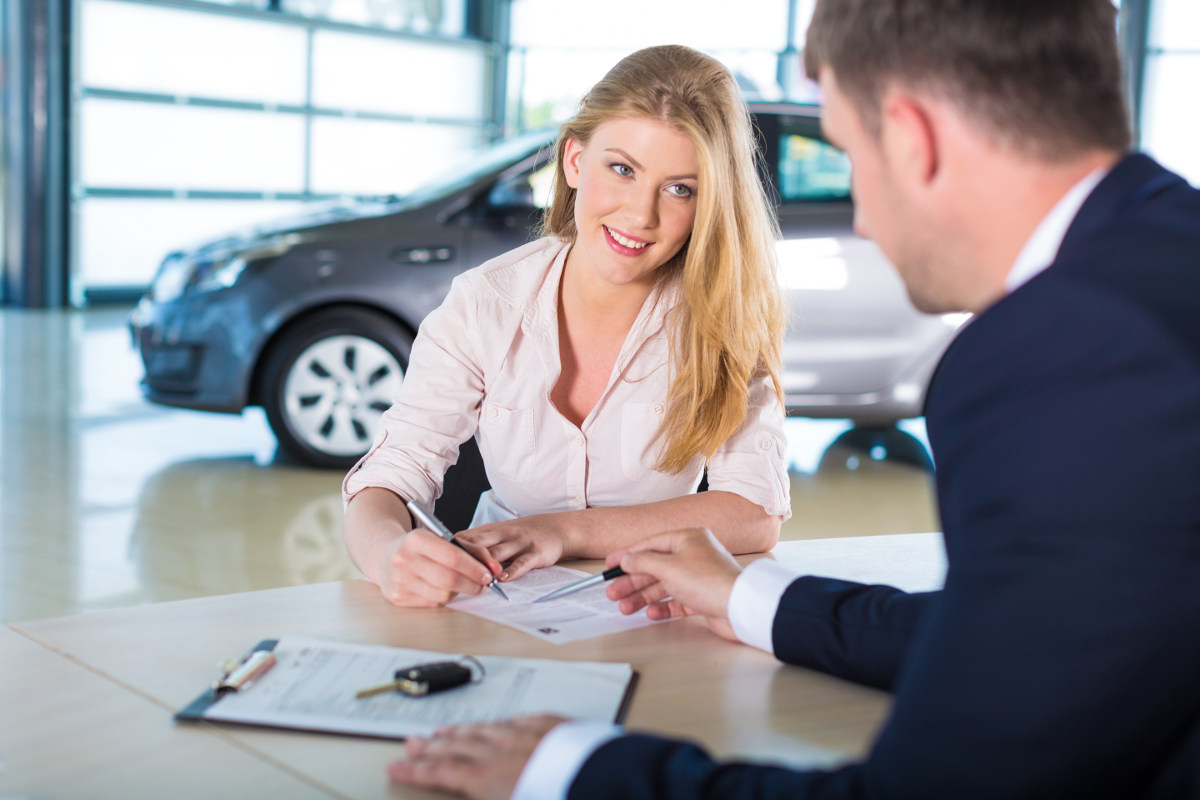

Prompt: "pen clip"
[213,649,277,694]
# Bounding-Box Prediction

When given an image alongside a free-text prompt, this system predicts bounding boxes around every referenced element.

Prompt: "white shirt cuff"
[728,558,800,655]
[511,719,622,800]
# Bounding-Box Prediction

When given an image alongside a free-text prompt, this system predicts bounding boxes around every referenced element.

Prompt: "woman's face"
[562,116,700,295]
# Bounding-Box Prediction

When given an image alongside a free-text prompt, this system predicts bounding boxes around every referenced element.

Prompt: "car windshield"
[405,128,555,205]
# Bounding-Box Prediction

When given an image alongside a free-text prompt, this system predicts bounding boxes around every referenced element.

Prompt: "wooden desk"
[4,533,945,800]
[0,626,331,799]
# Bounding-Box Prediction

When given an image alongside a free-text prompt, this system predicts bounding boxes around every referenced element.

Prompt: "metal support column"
[1,0,70,308]
[1118,0,1152,147]
[470,0,510,139]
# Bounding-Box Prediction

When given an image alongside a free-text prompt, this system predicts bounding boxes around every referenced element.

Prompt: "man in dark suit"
[389,1,1200,797]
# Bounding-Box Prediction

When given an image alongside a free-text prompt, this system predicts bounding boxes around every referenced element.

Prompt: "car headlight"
[150,253,194,303]
[149,235,298,303]
[191,255,250,294]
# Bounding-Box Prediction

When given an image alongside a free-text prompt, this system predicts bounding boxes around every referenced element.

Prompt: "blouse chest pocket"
[477,401,536,483]
[620,402,667,480]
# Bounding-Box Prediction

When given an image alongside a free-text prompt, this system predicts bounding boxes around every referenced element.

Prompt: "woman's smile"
[604,225,651,253]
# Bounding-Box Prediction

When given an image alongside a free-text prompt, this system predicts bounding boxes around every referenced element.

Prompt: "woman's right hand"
[372,529,502,607]
[344,488,503,608]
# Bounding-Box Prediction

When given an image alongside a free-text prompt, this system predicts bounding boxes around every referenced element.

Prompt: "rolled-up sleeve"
[703,373,791,520]
[342,271,489,509]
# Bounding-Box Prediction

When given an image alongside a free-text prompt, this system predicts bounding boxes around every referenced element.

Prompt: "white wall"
[1141,0,1200,184]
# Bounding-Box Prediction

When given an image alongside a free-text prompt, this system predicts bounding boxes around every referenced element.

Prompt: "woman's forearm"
[342,487,413,582]
[559,491,781,559]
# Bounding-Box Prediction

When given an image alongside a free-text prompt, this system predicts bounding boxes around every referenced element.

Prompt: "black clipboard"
[175,639,279,722]
[174,636,637,741]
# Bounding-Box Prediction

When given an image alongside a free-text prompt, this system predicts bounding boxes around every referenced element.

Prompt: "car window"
[408,129,555,204]
[777,133,852,203]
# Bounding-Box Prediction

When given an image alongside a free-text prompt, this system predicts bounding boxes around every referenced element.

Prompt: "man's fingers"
[406,727,499,761]
[619,548,682,582]
[606,528,695,567]
[645,598,691,621]
[388,755,478,795]
[616,580,674,616]
[606,571,657,599]
[506,713,568,735]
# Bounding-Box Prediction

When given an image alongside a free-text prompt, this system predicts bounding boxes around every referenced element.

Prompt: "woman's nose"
[625,186,659,229]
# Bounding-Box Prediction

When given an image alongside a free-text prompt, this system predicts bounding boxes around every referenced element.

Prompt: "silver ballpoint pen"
[533,566,626,603]
[405,499,509,601]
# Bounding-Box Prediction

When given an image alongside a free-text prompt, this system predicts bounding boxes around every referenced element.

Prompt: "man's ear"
[880,92,938,187]
[562,137,583,190]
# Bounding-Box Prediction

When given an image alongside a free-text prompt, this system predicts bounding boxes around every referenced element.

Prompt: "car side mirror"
[487,178,534,210]
[482,180,538,230]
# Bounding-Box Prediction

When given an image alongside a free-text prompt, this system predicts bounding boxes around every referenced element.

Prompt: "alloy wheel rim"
[283,334,403,457]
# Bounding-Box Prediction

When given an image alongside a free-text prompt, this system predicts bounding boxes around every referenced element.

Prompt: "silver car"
[130,102,964,469]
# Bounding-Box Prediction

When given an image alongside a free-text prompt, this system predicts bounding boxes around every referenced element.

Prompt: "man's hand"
[605,528,743,642]
[388,714,567,800]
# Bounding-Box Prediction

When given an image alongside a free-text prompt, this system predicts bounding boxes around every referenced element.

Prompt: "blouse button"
[489,406,499,419]
[759,437,773,450]
[575,436,584,447]
[653,403,664,415]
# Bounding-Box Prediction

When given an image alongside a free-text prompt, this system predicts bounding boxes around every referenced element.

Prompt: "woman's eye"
[667,184,695,198]
[609,163,634,177]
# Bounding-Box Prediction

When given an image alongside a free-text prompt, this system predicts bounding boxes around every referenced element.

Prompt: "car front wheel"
[261,307,412,469]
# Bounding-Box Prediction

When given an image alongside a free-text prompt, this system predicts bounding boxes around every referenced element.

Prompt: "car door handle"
[391,246,455,264]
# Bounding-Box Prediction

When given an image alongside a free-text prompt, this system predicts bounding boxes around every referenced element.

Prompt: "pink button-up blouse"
[343,237,790,524]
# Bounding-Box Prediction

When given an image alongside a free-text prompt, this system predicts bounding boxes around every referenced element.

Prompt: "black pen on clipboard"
[406,499,509,601]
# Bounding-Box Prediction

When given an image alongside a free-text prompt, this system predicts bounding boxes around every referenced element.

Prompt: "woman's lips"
[604,225,651,254]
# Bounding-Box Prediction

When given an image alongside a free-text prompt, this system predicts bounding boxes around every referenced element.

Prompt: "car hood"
[177,195,417,261]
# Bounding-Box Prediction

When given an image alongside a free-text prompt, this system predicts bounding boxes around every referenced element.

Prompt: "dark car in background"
[130,103,965,469]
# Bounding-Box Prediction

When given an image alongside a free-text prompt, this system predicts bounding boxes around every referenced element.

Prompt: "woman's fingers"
[376,531,496,606]
[409,530,495,582]
[499,552,544,582]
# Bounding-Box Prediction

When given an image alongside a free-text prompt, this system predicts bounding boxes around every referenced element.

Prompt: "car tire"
[261,307,413,470]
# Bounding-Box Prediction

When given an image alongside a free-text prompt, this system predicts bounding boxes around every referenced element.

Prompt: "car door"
[764,111,954,418]
[461,151,557,269]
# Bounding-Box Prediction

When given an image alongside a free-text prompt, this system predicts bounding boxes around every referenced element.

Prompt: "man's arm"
[771,577,936,690]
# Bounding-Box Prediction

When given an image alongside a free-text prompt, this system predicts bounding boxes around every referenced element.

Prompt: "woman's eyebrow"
[604,147,697,181]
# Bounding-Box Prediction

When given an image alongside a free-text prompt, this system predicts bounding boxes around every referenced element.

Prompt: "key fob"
[393,661,472,697]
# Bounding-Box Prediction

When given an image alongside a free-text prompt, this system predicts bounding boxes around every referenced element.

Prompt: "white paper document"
[451,565,668,644]
[194,635,633,739]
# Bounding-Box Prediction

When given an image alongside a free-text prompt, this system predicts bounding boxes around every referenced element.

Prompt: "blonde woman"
[342,44,790,607]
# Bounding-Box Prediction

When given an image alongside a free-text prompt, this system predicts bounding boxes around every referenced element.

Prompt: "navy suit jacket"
[570,154,1200,799]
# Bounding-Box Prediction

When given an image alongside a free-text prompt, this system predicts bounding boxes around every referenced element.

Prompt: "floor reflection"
[129,457,358,595]
[0,306,939,623]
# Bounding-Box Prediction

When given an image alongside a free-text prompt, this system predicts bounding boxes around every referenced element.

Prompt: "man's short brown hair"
[804,0,1132,161]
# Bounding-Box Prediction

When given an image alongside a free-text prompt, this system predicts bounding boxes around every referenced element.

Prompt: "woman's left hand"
[454,513,575,582]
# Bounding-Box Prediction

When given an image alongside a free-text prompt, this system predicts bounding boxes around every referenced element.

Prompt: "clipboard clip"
[212,649,277,694]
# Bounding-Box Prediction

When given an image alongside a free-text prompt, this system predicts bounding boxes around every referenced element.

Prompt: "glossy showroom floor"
[0,306,939,625]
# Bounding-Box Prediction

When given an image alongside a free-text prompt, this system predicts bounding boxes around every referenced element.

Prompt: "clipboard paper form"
[176,635,636,740]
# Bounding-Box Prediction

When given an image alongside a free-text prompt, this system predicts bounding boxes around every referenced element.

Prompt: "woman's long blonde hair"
[541,45,787,473]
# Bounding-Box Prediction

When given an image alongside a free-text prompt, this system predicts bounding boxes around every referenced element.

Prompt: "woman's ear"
[562,137,584,190]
